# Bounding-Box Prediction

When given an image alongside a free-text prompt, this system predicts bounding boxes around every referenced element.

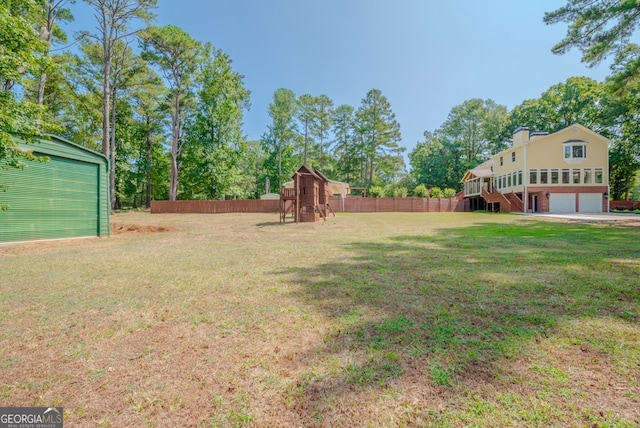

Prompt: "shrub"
[382,183,408,198]
[443,188,457,198]
[369,185,384,198]
[383,183,396,197]
[413,184,428,198]
[430,187,444,198]
[393,187,408,198]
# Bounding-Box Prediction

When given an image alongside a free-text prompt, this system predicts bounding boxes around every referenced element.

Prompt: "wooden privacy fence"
[331,196,467,213]
[151,199,279,213]
[151,197,468,214]
[609,200,640,211]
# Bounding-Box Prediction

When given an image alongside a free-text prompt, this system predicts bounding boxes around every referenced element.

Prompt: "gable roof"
[15,134,108,165]
[555,123,611,145]
[504,123,610,155]
[461,159,493,182]
[292,164,320,180]
[314,169,330,182]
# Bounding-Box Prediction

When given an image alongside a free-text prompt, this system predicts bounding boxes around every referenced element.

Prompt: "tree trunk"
[102,39,113,210]
[169,89,181,201]
[37,1,55,105]
[303,122,308,165]
[145,115,152,208]
[110,86,117,211]
[320,132,324,171]
[37,73,47,106]
[278,140,282,189]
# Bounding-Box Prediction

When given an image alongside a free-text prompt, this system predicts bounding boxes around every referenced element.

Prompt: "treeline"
[1,1,408,208]
[2,1,639,209]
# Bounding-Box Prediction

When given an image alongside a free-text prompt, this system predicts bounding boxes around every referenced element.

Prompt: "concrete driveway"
[526,212,640,224]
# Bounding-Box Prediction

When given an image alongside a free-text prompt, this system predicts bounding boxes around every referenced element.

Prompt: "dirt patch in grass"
[576,218,640,227]
[110,223,173,234]
[542,216,640,228]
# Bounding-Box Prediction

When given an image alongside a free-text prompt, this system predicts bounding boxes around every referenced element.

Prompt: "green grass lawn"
[1,212,638,427]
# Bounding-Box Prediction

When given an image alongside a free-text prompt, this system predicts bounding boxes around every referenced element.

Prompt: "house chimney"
[529,131,549,140]
[512,126,530,147]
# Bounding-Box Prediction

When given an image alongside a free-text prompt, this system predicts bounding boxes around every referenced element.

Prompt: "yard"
[1,212,639,427]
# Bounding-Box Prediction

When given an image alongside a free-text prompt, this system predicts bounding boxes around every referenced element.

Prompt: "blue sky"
[68,0,611,159]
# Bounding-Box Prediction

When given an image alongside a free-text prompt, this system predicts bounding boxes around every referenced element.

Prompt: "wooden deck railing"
[481,188,512,213]
[505,192,524,212]
[280,188,296,199]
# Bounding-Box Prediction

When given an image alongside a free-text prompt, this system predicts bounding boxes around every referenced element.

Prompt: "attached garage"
[549,193,576,213]
[0,136,109,243]
[578,193,603,213]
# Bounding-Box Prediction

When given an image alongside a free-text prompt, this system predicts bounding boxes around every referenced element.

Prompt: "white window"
[583,169,592,184]
[540,169,548,185]
[551,169,559,184]
[595,168,603,184]
[562,169,570,184]
[564,142,587,160]
[529,169,537,185]
[573,169,581,184]
[511,152,516,162]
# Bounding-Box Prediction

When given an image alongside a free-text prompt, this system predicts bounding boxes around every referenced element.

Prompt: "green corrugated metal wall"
[0,136,109,243]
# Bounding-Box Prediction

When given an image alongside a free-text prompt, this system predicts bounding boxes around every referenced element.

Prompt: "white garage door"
[549,193,576,213]
[579,193,603,213]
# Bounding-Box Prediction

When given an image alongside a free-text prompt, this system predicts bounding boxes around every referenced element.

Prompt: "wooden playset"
[279,165,335,223]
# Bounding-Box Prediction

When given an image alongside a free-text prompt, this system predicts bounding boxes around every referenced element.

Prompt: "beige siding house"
[462,124,610,213]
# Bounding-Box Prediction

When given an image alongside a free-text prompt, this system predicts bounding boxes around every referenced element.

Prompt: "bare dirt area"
[604,218,640,227]
[1,212,638,427]
[560,217,640,228]
[110,222,173,234]
[572,217,640,227]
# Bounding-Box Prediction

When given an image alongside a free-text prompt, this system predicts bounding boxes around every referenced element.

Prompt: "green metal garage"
[0,135,109,243]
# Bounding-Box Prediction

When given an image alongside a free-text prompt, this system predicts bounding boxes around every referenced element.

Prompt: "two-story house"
[462,124,610,213]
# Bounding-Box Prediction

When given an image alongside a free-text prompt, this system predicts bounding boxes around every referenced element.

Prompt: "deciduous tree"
[0,0,60,169]
[439,98,510,171]
[409,131,464,190]
[509,77,614,135]
[34,0,75,106]
[181,46,251,199]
